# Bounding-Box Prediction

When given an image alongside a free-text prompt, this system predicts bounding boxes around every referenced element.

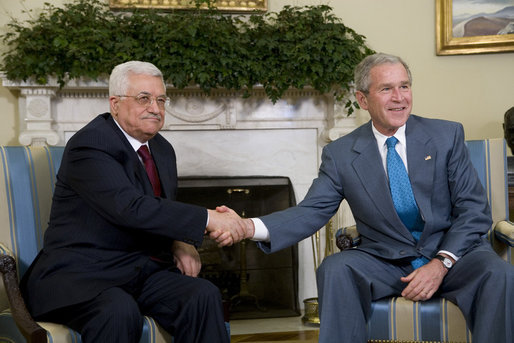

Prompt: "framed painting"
[109,0,268,12]
[436,0,514,55]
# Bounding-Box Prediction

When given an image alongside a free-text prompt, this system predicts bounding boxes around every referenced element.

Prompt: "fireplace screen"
[177,176,299,319]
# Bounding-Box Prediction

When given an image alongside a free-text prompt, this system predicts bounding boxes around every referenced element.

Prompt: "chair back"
[0,146,64,310]
[466,138,512,263]
[466,138,508,223]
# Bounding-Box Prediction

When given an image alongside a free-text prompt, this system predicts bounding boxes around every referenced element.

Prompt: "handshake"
[205,206,255,247]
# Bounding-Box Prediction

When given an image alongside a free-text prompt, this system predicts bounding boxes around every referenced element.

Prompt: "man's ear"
[109,96,119,115]
[355,91,368,110]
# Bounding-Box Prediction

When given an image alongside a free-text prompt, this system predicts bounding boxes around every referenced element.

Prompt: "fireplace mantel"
[2,75,358,306]
[1,75,358,146]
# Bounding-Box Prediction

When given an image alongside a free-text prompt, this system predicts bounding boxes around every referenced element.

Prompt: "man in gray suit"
[214,53,513,342]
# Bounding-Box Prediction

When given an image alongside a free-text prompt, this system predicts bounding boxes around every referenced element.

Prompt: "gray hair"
[354,53,412,93]
[109,61,165,96]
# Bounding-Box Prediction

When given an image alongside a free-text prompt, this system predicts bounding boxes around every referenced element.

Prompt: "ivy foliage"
[1,0,374,109]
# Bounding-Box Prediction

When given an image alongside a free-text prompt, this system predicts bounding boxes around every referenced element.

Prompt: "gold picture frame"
[109,0,267,12]
[436,0,514,55]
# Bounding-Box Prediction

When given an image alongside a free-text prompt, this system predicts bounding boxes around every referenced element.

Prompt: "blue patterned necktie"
[386,136,427,268]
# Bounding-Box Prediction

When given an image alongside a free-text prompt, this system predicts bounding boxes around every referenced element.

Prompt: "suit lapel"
[351,123,408,233]
[106,115,152,195]
[405,116,436,238]
[106,115,174,198]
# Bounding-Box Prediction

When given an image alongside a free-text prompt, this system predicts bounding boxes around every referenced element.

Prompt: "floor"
[230,315,319,342]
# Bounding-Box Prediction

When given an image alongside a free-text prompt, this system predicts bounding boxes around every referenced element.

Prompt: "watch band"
[435,255,453,269]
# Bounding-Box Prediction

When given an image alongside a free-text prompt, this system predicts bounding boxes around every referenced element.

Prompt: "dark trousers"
[37,259,229,343]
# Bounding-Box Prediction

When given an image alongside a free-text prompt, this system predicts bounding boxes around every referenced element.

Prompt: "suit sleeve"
[57,142,206,246]
[258,145,344,253]
[438,124,492,257]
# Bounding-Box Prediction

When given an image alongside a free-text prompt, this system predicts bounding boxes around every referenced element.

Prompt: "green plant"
[1,0,374,112]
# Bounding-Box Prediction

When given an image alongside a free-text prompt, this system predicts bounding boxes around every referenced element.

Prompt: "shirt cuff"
[437,250,459,262]
[250,218,270,242]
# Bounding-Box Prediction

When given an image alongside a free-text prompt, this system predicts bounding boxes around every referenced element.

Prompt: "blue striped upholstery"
[0,146,172,343]
[466,139,512,264]
[343,139,513,343]
[367,297,472,342]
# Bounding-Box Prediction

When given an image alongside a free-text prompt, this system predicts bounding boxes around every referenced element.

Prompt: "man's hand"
[172,240,201,277]
[206,206,254,246]
[400,258,449,301]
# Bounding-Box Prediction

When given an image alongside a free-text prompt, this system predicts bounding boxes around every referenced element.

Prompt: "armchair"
[336,138,513,343]
[0,146,170,342]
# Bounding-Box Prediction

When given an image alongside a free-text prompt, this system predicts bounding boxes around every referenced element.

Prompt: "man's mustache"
[142,113,162,120]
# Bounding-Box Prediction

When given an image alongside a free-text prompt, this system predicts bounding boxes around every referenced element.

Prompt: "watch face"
[436,255,452,268]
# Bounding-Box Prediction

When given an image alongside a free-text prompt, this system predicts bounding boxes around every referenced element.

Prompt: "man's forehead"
[370,64,410,85]
[126,76,166,95]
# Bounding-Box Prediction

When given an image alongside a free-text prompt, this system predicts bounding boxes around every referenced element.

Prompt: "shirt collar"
[372,123,407,148]
[112,116,149,152]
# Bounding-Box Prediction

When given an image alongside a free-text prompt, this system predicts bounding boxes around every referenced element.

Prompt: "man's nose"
[391,87,404,101]
[148,98,161,113]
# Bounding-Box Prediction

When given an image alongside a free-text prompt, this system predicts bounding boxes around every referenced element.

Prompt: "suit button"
[399,250,407,255]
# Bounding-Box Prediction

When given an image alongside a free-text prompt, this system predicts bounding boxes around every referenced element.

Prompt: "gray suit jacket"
[259,115,492,262]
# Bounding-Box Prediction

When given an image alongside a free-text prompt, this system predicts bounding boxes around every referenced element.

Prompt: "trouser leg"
[441,243,514,343]
[316,249,409,343]
[137,268,229,343]
[37,287,144,343]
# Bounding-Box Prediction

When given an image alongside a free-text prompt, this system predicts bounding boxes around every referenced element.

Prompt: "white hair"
[109,61,165,96]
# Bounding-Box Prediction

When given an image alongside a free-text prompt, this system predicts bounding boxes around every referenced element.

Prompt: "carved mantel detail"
[1,75,358,146]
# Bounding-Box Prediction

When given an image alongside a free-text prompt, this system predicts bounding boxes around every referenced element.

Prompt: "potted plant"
[1,0,374,112]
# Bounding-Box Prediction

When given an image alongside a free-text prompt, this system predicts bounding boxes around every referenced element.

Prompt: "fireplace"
[1,76,360,310]
[177,176,299,319]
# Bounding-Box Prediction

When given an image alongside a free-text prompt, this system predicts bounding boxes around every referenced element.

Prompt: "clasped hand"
[205,206,255,246]
[400,259,448,301]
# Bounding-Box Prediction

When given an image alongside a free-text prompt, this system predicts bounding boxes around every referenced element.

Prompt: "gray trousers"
[316,242,514,343]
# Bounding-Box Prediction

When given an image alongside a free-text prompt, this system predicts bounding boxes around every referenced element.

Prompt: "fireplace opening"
[177,176,300,320]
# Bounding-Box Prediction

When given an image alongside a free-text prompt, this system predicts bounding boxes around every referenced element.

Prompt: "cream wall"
[0,0,513,145]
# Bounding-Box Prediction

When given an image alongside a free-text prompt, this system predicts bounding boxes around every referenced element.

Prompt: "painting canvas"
[436,0,514,55]
[452,0,514,37]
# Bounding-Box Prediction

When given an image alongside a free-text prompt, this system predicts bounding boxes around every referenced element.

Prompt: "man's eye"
[156,97,167,104]
[138,96,151,103]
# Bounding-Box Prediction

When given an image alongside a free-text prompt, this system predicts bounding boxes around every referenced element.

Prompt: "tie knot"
[386,136,398,150]
[137,145,151,161]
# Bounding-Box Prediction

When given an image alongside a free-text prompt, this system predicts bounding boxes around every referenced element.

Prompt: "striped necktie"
[137,145,162,197]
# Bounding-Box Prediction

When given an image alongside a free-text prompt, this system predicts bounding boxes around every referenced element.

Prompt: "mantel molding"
[2,75,357,146]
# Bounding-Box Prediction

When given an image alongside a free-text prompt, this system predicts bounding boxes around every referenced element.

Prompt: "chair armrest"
[0,253,47,343]
[335,225,361,251]
[494,220,514,247]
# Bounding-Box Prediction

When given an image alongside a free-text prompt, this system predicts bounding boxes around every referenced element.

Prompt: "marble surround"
[2,75,358,306]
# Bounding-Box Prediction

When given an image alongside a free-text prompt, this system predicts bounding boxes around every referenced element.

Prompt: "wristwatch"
[435,255,453,269]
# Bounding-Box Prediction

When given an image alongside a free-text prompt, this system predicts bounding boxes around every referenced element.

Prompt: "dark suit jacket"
[22,113,207,317]
[258,115,492,262]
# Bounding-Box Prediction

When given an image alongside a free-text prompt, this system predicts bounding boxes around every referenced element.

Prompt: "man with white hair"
[21,61,244,343]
